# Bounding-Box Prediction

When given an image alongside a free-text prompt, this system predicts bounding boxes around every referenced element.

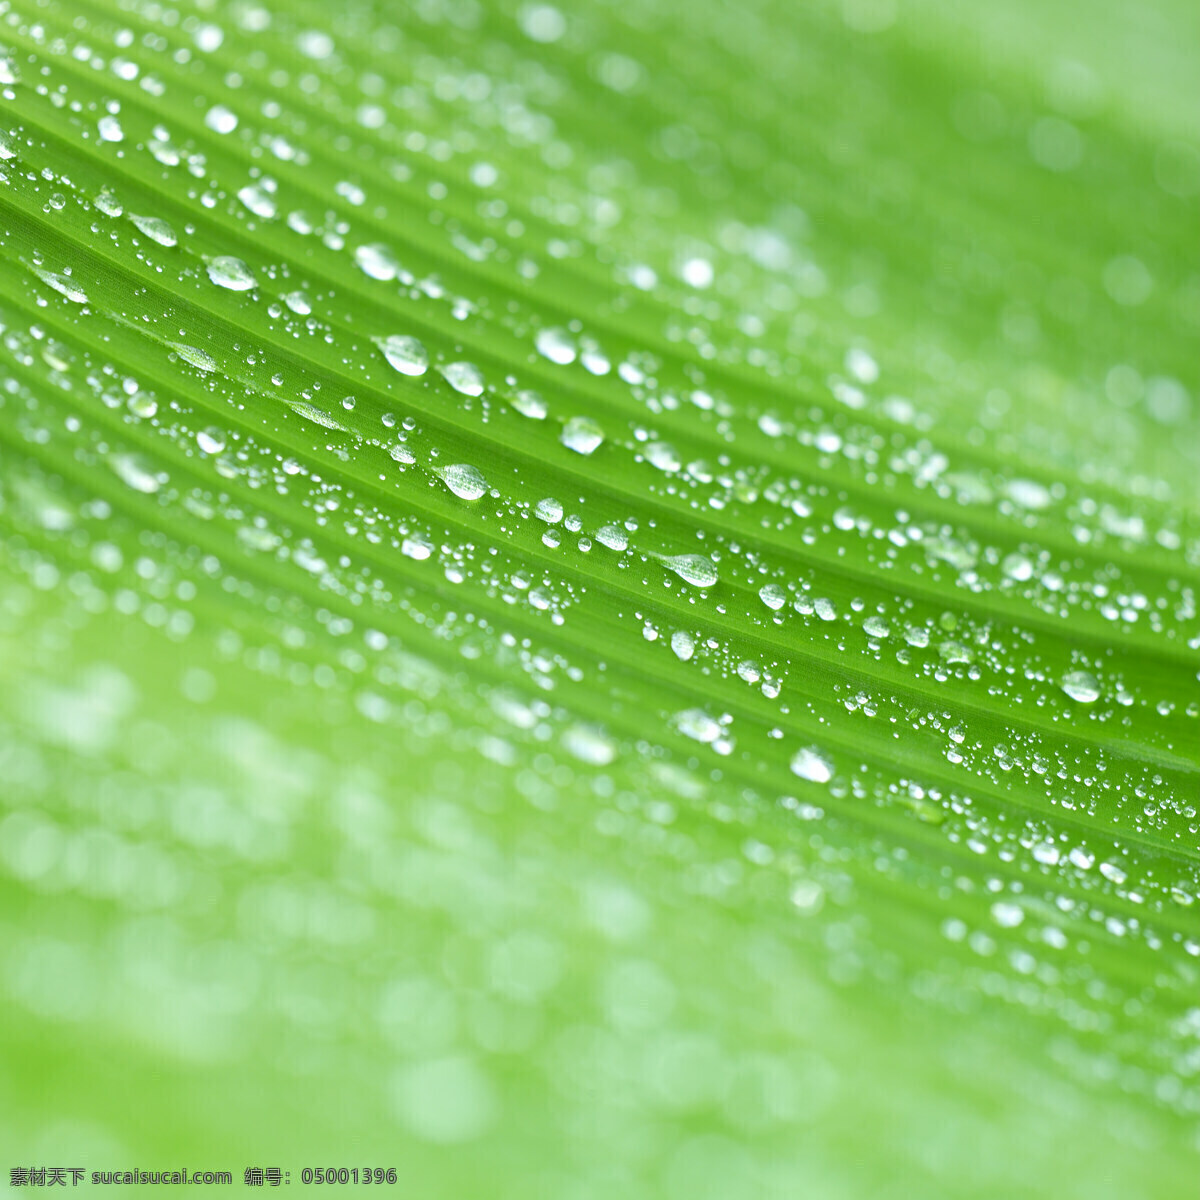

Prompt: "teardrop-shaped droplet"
[790,747,833,783]
[207,255,257,291]
[376,335,429,377]
[439,361,485,397]
[130,213,177,247]
[561,416,605,455]
[659,554,718,589]
[437,463,488,500]
[1061,670,1100,703]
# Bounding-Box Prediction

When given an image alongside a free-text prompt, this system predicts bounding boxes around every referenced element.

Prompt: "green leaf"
[0,0,1197,1194]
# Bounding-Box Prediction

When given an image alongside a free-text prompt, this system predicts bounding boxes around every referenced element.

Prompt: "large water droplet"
[561,416,605,455]
[206,256,256,291]
[1061,670,1101,703]
[439,362,485,396]
[355,243,401,281]
[33,269,88,304]
[670,630,695,661]
[759,583,787,611]
[171,343,217,372]
[437,463,488,500]
[130,214,177,247]
[790,747,833,783]
[536,327,577,365]
[659,554,718,589]
[376,335,429,377]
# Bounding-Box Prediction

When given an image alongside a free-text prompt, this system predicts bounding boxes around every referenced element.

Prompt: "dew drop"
[561,416,605,455]
[171,343,217,372]
[196,427,226,454]
[670,630,695,661]
[790,747,833,783]
[110,453,162,494]
[206,255,257,291]
[376,335,429,377]
[595,524,628,551]
[509,390,547,419]
[759,584,787,611]
[439,362,486,397]
[659,554,718,589]
[863,615,890,638]
[205,104,239,134]
[130,214,177,247]
[536,326,577,365]
[1061,670,1100,703]
[437,463,488,500]
[98,115,124,143]
[535,497,564,524]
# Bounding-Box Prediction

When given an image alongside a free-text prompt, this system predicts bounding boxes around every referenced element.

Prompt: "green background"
[0,0,1197,1195]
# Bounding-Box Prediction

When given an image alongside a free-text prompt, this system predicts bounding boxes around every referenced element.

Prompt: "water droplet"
[376,335,429,377]
[815,598,837,622]
[130,214,177,247]
[98,115,124,143]
[439,362,485,397]
[681,257,714,288]
[536,327,577,365]
[670,630,695,661]
[759,584,787,611]
[94,189,122,217]
[561,416,605,455]
[1002,553,1034,582]
[644,442,681,472]
[33,269,88,304]
[171,343,217,372]
[509,390,547,419]
[355,243,401,281]
[595,524,628,551]
[1061,670,1100,703]
[110,453,162,494]
[672,709,722,744]
[562,724,616,765]
[1006,479,1051,509]
[196,427,226,454]
[206,255,256,291]
[238,182,277,219]
[437,464,488,500]
[389,444,416,465]
[535,497,563,524]
[863,616,890,638]
[289,402,345,430]
[659,554,718,589]
[283,291,312,315]
[790,747,833,783]
[205,105,238,135]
